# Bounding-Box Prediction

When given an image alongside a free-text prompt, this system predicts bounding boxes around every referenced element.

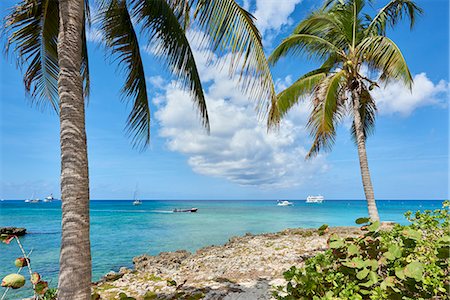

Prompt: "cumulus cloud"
[151,50,327,188]
[252,0,303,45]
[372,73,449,116]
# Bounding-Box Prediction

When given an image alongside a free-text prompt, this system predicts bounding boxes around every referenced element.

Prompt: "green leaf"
[342,257,365,269]
[402,228,422,240]
[356,268,369,280]
[364,259,379,271]
[318,224,329,231]
[384,244,402,260]
[404,261,424,281]
[329,239,345,249]
[367,221,380,232]
[395,267,405,280]
[359,271,378,287]
[355,217,370,224]
[347,244,359,256]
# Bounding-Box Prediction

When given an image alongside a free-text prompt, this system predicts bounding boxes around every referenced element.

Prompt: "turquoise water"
[0,200,443,298]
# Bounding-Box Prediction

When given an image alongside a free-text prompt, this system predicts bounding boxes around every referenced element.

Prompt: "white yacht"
[44,194,55,202]
[277,200,293,206]
[306,195,324,203]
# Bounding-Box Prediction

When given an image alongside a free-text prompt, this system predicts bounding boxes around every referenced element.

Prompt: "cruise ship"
[306,195,324,203]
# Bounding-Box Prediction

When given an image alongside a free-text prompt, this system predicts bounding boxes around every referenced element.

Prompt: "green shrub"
[273,201,449,299]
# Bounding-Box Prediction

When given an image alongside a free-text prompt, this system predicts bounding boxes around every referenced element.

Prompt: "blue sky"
[0,0,448,200]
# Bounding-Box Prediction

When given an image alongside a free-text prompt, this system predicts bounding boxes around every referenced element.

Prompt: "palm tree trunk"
[57,0,91,299]
[352,89,380,222]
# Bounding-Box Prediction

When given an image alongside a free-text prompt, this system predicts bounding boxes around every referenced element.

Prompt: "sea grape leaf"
[384,244,402,260]
[347,244,359,256]
[404,261,424,281]
[364,259,379,271]
[356,268,370,280]
[329,239,345,249]
[356,217,370,224]
[395,267,405,280]
[367,221,380,232]
[402,228,421,240]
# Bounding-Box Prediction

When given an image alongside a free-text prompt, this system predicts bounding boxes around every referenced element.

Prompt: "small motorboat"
[173,208,198,213]
[277,200,293,206]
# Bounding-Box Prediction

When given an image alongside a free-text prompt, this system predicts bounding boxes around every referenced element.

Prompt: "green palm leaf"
[5,0,59,111]
[101,0,151,149]
[269,34,342,66]
[366,0,423,36]
[274,71,328,120]
[306,70,346,158]
[134,0,209,132]
[5,0,91,110]
[194,0,276,114]
[357,36,412,87]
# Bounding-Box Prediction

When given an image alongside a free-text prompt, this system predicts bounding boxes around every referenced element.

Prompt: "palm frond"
[101,0,150,149]
[168,0,193,30]
[357,35,412,88]
[306,70,347,158]
[194,0,276,115]
[292,11,351,50]
[5,0,59,111]
[268,34,342,66]
[366,0,422,35]
[271,70,328,124]
[351,82,376,142]
[134,0,209,132]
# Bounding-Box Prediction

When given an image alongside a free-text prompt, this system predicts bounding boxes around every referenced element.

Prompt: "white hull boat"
[277,200,293,206]
[306,195,324,203]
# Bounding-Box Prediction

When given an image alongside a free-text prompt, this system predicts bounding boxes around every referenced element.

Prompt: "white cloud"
[151,47,327,188]
[372,73,449,116]
[252,0,303,45]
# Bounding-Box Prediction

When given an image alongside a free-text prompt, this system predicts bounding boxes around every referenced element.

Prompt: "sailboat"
[26,193,40,203]
[44,193,55,202]
[132,188,142,206]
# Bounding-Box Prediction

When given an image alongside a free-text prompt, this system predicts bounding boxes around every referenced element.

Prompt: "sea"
[0,199,444,299]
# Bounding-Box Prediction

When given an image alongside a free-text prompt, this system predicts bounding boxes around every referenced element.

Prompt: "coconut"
[1,274,26,289]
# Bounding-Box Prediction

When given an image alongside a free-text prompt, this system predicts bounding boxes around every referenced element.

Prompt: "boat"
[306,195,324,203]
[173,208,198,213]
[277,200,293,206]
[132,187,142,206]
[26,193,41,203]
[44,194,54,202]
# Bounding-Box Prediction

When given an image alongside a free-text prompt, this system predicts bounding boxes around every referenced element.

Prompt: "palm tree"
[4,0,276,298]
[268,0,422,221]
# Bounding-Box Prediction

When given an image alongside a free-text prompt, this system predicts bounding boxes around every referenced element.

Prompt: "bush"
[273,201,449,300]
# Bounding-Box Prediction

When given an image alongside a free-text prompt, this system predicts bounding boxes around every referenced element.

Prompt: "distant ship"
[44,194,55,202]
[25,193,41,203]
[132,187,142,206]
[277,200,293,206]
[306,195,324,203]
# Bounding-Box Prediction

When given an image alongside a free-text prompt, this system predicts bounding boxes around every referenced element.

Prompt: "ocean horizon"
[0,199,445,298]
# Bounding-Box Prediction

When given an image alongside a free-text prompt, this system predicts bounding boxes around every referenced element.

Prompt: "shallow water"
[0,199,443,299]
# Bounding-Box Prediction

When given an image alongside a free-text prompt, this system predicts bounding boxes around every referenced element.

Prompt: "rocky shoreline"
[94,226,362,300]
